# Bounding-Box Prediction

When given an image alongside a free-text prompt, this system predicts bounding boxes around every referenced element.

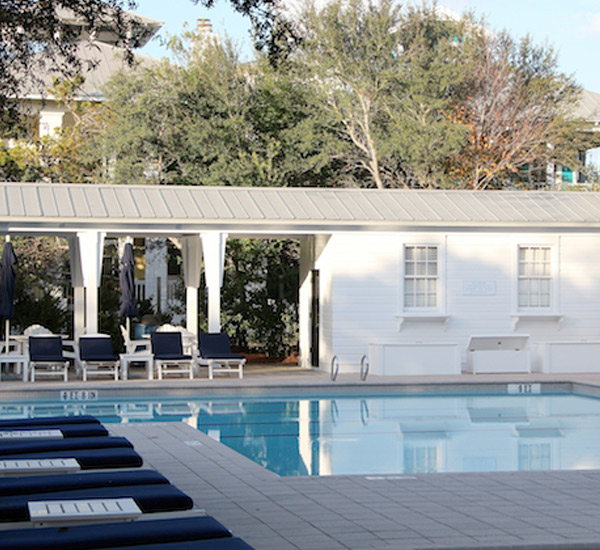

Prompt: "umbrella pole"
[126,317,131,341]
[4,318,8,355]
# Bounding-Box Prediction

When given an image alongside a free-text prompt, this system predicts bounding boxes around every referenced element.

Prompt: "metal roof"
[572,89,600,125]
[21,42,159,103]
[3,182,600,236]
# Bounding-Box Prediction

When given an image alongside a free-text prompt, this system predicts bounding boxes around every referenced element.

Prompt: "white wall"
[314,231,600,375]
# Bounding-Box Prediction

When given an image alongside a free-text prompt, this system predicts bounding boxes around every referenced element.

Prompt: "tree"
[447,31,584,189]
[101,27,335,187]
[222,239,298,358]
[0,0,296,132]
[291,0,471,188]
[11,236,70,335]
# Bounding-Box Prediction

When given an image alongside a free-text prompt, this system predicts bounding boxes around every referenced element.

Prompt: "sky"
[136,0,600,93]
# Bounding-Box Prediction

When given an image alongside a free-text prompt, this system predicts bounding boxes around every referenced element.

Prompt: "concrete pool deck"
[3,366,600,549]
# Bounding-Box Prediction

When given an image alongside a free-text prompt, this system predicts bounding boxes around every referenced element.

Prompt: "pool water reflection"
[2,392,600,476]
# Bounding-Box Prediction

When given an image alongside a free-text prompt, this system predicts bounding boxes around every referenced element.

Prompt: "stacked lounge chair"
[0,414,256,550]
[0,415,142,472]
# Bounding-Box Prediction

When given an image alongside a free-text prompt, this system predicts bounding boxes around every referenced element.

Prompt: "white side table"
[119,353,154,380]
[0,354,28,382]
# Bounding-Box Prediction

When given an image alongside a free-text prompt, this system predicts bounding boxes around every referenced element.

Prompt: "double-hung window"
[404,245,438,309]
[518,246,552,309]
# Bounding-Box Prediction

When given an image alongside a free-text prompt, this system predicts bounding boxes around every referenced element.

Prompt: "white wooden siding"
[319,231,600,373]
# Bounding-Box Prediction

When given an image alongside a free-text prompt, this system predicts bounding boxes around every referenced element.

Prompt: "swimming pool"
[2,390,600,476]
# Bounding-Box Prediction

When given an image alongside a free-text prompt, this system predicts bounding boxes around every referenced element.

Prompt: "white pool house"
[3,182,600,376]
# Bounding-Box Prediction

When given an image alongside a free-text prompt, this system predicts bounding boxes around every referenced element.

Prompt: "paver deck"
[3,366,600,548]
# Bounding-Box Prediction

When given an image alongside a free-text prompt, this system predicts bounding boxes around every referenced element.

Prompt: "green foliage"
[10,237,70,334]
[221,239,299,358]
[292,0,471,188]
[102,31,336,187]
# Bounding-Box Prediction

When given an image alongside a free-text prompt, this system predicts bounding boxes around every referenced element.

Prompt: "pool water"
[2,392,600,476]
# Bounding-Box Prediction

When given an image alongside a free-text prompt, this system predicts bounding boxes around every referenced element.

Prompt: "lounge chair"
[198,333,246,380]
[0,423,108,439]
[28,336,70,382]
[0,436,133,457]
[0,515,235,550]
[0,469,170,496]
[0,415,101,428]
[105,539,256,549]
[0,446,143,471]
[0,482,194,523]
[150,332,194,380]
[78,336,120,381]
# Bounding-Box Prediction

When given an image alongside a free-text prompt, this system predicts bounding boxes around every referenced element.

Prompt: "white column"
[181,236,203,337]
[77,231,105,335]
[298,236,313,369]
[201,232,227,333]
[298,235,330,368]
[67,236,85,340]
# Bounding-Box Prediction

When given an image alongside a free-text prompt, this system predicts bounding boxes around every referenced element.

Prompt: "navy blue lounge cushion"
[4,446,143,469]
[1,515,230,550]
[0,436,131,456]
[151,332,190,360]
[0,423,109,438]
[106,537,256,550]
[0,469,169,496]
[0,483,194,522]
[0,415,100,428]
[79,337,118,362]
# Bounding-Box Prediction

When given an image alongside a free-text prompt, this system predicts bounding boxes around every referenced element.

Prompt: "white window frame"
[514,243,559,314]
[401,240,445,314]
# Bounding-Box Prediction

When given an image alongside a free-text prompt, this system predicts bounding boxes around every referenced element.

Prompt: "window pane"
[414,279,426,294]
[542,261,551,276]
[518,246,552,309]
[405,245,438,309]
[519,248,528,262]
